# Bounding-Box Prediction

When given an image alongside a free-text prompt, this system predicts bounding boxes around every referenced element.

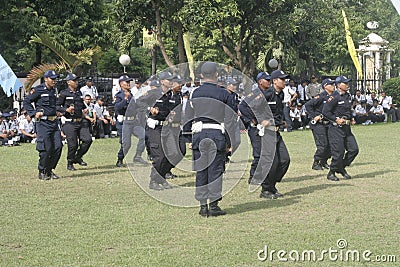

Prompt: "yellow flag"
[342,10,363,79]
[183,32,195,81]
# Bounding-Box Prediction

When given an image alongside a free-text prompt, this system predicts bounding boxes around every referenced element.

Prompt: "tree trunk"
[152,0,174,68]
[177,22,186,63]
[34,43,41,67]
[151,47,157,75]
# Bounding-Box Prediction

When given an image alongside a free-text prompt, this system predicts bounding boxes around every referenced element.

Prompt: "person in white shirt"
[93,96,113,138]
[0,112,11,145]
[289,104,302,130]
[281,79,297,132]
[19,113,36,143]
[353,90,366,103]
[297,80,309,103]
[368,99,385,123]
[353,100,371,124]
[80,78,98,101]
[366,92,377,108]
[378,91,399,122]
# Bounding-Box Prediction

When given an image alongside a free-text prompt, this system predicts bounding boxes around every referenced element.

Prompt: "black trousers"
[147,126,172,184]
[62,121,92,162]
[327,125,359,172]
[248,126,261,178]
[311,123,331,162]
[35,120,63,172]
[261,132,290,192]
[193,129,226,203]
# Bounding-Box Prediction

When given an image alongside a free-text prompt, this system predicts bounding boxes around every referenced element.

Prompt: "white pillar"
[386,51,391,80]
[375,51,380,90]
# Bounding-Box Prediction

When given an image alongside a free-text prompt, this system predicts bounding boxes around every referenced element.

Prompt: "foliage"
[382,77,400,104]
[2,0,400,83]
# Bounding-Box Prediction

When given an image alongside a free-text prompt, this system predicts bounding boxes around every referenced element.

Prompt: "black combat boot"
[320,160,330,169]
[339,169,351,179]
[327,170,339,181]
[116,159,124,167]
[67,161,76,171]
[209,201,226,217]
[199,203,209,217]
[312,160,323,170]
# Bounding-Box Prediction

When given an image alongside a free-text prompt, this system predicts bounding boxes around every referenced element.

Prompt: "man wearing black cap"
[239,71,272,184]
[23,70,63,180]
[224,78,241,162]
[115,75,147,167]
[145,71,178,189]
[254,70,290,199]
[322,76,359,181]
[57,73,92,171]
[186,62,234,216]
[305,78,337,171]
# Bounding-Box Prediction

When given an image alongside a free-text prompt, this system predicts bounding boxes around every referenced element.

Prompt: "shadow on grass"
[283,173,324,183]
[225,196,301,214]
[83,164,123,171]
[62,168,126,179]
[350,162,375,167]
[351,169,395,179]
[285,183,352,197]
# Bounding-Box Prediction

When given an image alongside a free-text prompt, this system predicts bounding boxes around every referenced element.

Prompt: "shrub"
[382,77,400,105]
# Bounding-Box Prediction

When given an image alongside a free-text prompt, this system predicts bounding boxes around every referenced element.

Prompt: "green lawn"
[0,123,399,266]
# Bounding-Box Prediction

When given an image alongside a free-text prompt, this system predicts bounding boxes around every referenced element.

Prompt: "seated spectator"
[290,104,302,130]
[0,112,11,145]
[19,113,36,143]
[379,91,400,122]
[368,99,385,123]
[354,100,372,125]
[7,110,19,138]
[297,102,309,128]
[93,95,113,138]
[353,89,366,103]
[366,92,377,109]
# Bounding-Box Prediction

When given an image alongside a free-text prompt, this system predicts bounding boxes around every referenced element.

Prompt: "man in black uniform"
[57,73,92,171]
[224,78,241,163]
[305,78,337,170]
[239,72,271,184]
[163,75,184,178]
[145,71,175,190]
[187,62,232,216]
[23,70,62,180]
[240,70,290,199]
[322,76,359,181]
[114,75,147,167]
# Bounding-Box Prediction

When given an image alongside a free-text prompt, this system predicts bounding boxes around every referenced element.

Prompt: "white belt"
[192,121,225,133]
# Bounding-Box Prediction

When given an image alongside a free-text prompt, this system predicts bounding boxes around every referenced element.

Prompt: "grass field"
[0,123,399,266]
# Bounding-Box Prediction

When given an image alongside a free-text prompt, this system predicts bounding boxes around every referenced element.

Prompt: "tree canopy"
[1,0,399,81]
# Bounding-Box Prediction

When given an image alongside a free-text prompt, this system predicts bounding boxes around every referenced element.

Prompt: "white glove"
[256,124,265,137]
[147,118,157,129]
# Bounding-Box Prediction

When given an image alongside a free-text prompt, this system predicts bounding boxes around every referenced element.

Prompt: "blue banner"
[0,54,23,97]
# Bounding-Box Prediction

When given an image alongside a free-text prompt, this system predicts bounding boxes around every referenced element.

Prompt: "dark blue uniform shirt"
[322,91,353,121]
[114,89,136,117]
[23,83,58,118]
[189,82,231,124]
[56,88,85,119]
[239,86,282,127]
